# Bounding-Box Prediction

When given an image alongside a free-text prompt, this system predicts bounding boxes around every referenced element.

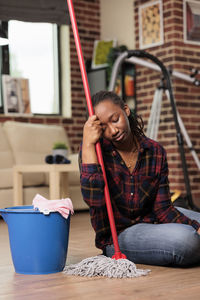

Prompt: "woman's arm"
[79,115,106,208]
[82,115,102,164]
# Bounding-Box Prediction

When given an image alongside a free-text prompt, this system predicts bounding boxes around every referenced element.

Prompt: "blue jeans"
[105,207,200,266]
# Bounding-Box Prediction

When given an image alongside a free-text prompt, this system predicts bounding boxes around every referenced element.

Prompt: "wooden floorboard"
[0,212,200,300]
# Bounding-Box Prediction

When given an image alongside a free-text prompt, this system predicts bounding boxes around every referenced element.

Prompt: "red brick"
[29,118,45,124]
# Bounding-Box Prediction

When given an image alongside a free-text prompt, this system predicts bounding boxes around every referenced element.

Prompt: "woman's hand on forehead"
[83,115,103,146]
[90,114,100,122]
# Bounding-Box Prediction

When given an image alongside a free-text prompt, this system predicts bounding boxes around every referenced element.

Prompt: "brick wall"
[134,0,200,205]
[0,0,100,153]
[1,0,199,205]
[68,0,100,152]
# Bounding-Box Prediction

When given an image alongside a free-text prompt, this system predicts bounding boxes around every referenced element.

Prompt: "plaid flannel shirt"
[79,136,200,250]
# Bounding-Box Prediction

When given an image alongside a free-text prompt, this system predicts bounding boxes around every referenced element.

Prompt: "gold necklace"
[126,147,138,169]
[127,153,137,168]
[117,142,138,169]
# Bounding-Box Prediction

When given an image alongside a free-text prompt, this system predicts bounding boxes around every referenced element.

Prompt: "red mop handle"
[67,0,126,259]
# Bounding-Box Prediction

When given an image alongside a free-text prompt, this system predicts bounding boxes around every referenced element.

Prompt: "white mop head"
[64,255,150,278]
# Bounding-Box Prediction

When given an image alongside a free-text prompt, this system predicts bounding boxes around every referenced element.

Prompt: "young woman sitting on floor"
[79,90,200,266]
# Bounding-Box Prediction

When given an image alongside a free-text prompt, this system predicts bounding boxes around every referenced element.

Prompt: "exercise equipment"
[146,82,164,140]
[109,50,200,211]
[147,82,200,172]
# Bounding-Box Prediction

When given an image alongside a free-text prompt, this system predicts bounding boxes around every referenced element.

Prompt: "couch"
[0,121,88,210]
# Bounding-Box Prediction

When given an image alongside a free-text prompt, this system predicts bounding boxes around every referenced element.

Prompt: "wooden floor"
[1,212,200,300]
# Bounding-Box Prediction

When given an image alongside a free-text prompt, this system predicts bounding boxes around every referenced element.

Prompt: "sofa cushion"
[0,123,15,168]
[3,121,71,187]
[0,168,13,188]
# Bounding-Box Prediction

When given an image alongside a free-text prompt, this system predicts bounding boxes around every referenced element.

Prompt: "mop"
[64,0,150,278]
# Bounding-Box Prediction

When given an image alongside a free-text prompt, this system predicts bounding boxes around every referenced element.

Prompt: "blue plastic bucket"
[0,206,70,275]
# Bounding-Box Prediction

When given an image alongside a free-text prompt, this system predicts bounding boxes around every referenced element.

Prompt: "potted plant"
[52,142,68,158]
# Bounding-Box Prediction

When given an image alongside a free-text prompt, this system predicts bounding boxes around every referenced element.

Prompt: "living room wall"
[100,0,135,49]
[0,0,200,207]
[134,0,200,205]
[0,0,101,153]
[0,0,136,154]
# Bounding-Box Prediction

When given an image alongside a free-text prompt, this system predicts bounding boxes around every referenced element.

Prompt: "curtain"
[0,0,69,25]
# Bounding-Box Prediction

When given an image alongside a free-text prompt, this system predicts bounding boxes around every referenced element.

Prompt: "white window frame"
[4,21,71,117]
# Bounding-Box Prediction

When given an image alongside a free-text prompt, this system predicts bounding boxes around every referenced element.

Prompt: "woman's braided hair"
[91,90,144,139]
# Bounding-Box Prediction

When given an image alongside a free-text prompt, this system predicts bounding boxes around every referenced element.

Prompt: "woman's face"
[94,99,132,146]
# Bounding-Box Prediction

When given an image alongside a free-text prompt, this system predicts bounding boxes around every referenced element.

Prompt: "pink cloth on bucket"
[32,194,74,219]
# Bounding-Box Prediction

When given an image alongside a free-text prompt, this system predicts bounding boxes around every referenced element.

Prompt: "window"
[8,21,60,114]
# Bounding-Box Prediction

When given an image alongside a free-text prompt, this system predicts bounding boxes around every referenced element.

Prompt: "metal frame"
[109,50,200,211]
